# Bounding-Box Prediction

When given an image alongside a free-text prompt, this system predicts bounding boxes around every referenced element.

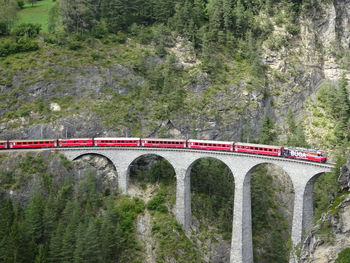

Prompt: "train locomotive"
[0,137,327,163]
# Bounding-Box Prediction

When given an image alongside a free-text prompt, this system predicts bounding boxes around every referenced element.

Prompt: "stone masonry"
[60,147,333,263]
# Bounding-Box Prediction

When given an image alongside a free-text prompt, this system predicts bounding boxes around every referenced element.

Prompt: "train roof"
[9,139,56,142]
[141,138,186,142]
[58,138,93,140]
[284,147,326,154]
[94,137,140,140]
[235,142,282,149]
[187,139,233,144]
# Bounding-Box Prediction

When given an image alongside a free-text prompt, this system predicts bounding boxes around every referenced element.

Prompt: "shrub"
[286,23,300,36]
[335,248,350,263]
[17,0,25,8]
[146,190,168,213]
[0,22,10,36]
[12,23,41,38]
[0,37,39,57]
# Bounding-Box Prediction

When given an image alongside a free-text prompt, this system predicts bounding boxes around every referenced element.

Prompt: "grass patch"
[17,0,56,32]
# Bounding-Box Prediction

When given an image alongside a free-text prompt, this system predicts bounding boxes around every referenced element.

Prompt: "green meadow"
[17,0,56,32]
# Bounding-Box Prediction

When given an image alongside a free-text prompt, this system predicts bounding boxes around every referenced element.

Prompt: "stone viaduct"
[60,147,334,263]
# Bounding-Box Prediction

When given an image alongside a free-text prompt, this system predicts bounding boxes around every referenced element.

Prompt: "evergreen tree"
[285,109,308,147]
[335,75,350,142]
[60,202,80,263]
[0,0,18,35]
[25,190,44,244]
[60,0,100,33]
[0,197,15,262]
[259,114,277,144]
[34,244,47,263]
[48,222,64,263]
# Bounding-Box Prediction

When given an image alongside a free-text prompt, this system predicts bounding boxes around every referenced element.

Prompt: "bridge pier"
[175,167,191,231]
[116,166,129,194]
[289,171,322,263]
[230,168,253,263]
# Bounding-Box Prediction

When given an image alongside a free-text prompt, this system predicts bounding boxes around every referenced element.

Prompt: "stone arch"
[302,171,330,236]
[67,152,119,195]
[187,156,235,262]
[186,156,235,180]
[126,153,178,191]
[245,162,295,262]
[245,161,295,189]
[71,152,117,170]
[126,153,178,177]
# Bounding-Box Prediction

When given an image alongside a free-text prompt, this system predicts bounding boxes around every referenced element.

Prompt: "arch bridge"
[60,147,333,263]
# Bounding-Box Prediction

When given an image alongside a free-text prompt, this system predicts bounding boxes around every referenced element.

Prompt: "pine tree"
[25,190,44,244]
[34,244,47,263]
[335,75,350,142]
[48,222,64,263]
[259,114,276,144]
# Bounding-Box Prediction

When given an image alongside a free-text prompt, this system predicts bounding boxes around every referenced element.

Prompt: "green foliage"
[285,109,308,147]
[251,165,290,262]
[17,0,25,9]
[191,158,234,238]
[147,189,168,213]
[0,0,18,36]
[12,23,41,38]
[47,1,60,33]
[335,248,350,263]
[0,153,144,263]
[17,0,57,32]
[0,36,39,57]
[132,158,175,185]
[259,114,277,144]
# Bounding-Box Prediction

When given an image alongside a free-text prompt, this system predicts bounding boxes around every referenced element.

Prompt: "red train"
[0,138,328,163]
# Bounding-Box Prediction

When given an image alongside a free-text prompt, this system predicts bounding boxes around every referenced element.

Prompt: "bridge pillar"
[116,166,129,194]
[289,174,318,263]
[230,169,253,263]
[175,167,191,231]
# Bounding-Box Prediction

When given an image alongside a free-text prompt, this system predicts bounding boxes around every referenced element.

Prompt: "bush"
[0,37,39,57]
[146,190,168,213]
[12,23,41,38]
[335,248,350,263]
[286,23,300,36]
[17,0,25,8]
[0,22,10,36]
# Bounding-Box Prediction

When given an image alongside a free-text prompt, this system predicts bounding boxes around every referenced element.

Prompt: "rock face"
[338,159,350,191]
[0,151,118,206]
[300,193,350,263]
[300,158,350,263]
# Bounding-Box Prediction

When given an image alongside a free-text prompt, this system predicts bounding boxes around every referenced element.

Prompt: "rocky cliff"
[300,159,350,263]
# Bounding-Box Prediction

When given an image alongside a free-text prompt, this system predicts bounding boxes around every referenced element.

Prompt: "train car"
[9,139,56,149]
[282,147,327,163]
[141,138,186,148]
[235,142,283,156]
[58,138,94,147]
[0,140,8,149]
[187,139,234,151]
[94,138,141,147]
